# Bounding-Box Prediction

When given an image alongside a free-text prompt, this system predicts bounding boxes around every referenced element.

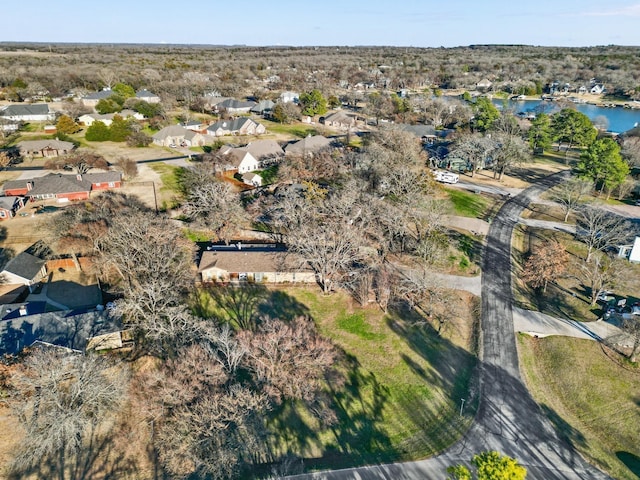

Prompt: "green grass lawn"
[445,188,491,219]
[518,335,640,480]
[148,163,185,209]
[195,286,478,471]
[260,120,320,138]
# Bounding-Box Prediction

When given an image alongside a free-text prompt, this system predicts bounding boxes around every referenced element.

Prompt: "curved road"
[287,171,611,480]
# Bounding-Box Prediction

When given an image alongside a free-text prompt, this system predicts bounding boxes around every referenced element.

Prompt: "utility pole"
[460,398,466,417]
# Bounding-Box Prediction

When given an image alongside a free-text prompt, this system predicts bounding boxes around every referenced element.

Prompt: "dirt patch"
[0,205,52,255]
[46,269,102,309]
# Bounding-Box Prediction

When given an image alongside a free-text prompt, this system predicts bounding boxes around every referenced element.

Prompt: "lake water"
[493,99,640,134]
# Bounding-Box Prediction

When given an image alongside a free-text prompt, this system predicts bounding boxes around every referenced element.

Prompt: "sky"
[2,0,640,47]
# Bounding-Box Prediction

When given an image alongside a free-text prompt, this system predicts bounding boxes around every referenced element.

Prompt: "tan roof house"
[284,135,332,157]
[152,125,206,147]
[321,111,357,129]
[198,244,316,284]
[17,139,75,158]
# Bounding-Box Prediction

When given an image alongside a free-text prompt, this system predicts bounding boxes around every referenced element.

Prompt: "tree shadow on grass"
[193,285,312,330]
[305,353,396,471]
[384,303,479,455]
[616,451,640,478]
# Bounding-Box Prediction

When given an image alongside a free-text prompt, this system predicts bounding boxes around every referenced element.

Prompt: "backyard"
[518,335,640,480]
[195,285,480,471]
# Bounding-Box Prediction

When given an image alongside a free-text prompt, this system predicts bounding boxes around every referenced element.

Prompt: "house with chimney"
[1,172,122,202]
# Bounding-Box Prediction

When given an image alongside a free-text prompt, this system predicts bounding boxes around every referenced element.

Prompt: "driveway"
[286,170,611,480]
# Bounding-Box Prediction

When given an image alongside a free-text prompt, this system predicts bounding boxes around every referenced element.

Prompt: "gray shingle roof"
[0,103,50,117]
[26,173,92,197]
[0,308,115,355]
[207,117,253,133]
[152,125,189,140]
[0,196,22,210]
[83,90,115,100]
[251,100,275,113]
[284,135,332,155]
[84,172,122,184]
[244,139,284,159]
[217,99,256,110]
[2,251,46,281]
[17,139,75,152]
[136,89,158,99]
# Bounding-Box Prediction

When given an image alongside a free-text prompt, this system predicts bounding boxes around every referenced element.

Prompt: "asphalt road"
[286,170,612,480]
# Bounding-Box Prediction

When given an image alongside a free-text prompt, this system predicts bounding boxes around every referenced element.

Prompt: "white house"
[135,89,161,103]
[0,250,47,292]
[619,236,640,262]
[222,149,261,173]
[279,91,299,104]
[0,104,55,122]
[242,172,262,187]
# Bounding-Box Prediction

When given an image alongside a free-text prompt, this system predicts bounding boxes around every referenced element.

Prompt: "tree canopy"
[299,89,328,116]
[575,137,629,195]
[472,97,500,132]
[551,108,597,152]
[447,451,527,480]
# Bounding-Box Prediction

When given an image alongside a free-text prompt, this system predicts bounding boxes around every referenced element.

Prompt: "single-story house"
[198,243,316,284]
[321,111,357,129]
[206,118,266,137]
[399,124,439,143]
[214,98,256,114]
[0,121,20,133]
[618,237,640,262]
[250,100,275,115]
[78,109,143,127]
[135,89,161,103]
[0,307,115,355]
[81,88,116,108]
[181,120,207,132]
[0,103,56,122]
[2,172,122,200]
[284,135,332,157]
[0,250,47,291]
[16,139,75,158]
[242,172,262,187]
[244,139,284,162]
[152,125,206,147]
[591,84,606,95]
[0,196,25,219]
[279,91,299,104]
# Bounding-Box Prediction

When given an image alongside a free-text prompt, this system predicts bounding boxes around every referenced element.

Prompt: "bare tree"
[45,151,109,175]
[115,156,138,179]
[148,344,269,480]
[621,136,640,167]
[396,266,460,334]
[449,133,494,177]
[614,176,636,201]
[552,177,593,222]
[577,253,622,306]
[99,212,197,352]
[238,316,337,403]
[576,206,632,261]
[8,350,128,480]
[183,180,247,245]
[620,316,640,362]
[490,113,531,180]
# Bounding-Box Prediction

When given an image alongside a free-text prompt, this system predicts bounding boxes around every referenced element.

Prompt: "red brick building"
[1,172,122,202]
